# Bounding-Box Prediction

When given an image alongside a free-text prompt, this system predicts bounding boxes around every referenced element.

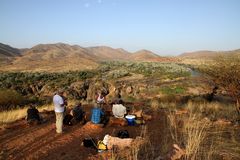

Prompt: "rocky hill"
[0,43,21,57]
[179,49,240,59]
[87,46,130,61]
[130,49,164,61]
[0,43,98,72]
[0,42,174,72]
[0,43,21,65]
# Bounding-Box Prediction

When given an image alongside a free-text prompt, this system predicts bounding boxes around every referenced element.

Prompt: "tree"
[201,54,240,114]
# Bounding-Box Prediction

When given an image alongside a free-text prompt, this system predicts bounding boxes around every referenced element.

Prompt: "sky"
[0,0,240,55]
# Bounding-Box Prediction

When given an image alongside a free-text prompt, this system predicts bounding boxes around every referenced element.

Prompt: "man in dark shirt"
[27,105,41,124]
[71,102,86,124]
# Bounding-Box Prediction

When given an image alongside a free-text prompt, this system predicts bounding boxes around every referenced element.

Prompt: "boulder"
[87,80,110,102]
[126,86,133,94]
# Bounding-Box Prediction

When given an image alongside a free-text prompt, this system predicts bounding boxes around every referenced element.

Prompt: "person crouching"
[26,104,42,125]
[91,102,108,126]
[70,102,86,124]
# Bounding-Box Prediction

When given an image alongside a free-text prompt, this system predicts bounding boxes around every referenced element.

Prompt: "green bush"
[99,61,191,78]
[0,89,24,110]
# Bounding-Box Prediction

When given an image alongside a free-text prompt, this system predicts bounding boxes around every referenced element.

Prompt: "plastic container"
[125,115,136,126]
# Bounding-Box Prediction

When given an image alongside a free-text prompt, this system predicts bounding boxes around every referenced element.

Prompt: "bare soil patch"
[0,103,167,160]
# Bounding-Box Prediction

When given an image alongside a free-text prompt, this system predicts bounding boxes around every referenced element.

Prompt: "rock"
[214,119,232,125]
[104,135,142,150]
[150,98,160,111]
[108,117,127,126]
[39,85,55,97]
[82,122,104,129]
[155,144,185,160]
[126,86,133,94]
[142,114,152,121]
[66,81,89,100]
[171,144,185,160]
[175,109,188,115]
[131,109,143,118]
[87,81,110,102]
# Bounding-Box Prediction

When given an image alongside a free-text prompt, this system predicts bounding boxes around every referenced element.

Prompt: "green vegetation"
[0,70,95,110]
[99,61,191,78]
[0,61,194,111]
[160,86,186,95]
[0,89,24,111]
[122,95,136,102]
[0,70,95,89]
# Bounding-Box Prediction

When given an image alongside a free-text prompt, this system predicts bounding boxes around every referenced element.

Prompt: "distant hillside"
[1,43,98,72]
[179,49,240,59]
[130,49,177,62]
[87,47,170,62]
[223,49,240,56]
[130,49,161,61]
[24,43,95,60]
[0,43,21,65]
[87,46,129,61]
[0,43,21,57]
[0,42,176,72]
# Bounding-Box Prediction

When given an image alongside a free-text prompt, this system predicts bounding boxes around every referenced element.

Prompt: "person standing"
[53,90,65,133]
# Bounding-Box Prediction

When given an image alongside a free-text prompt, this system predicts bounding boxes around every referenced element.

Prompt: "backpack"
[82,138,97,149]
[97,140,107,150]
[117,130,130,138]
[63,114,73,126]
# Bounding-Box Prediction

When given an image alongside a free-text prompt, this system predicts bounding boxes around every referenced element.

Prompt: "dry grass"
[150,97,161,111]
[203,125,240,160]
[167,111,181,144]
[150,97,178,111]
[168,110,211,160]
[0,100,78,125]
[183,113,210,160]
[167,101,240,160]
[0,104,52,125]
[186,101,238,121]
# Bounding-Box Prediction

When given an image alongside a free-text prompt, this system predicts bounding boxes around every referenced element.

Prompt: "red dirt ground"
[0,103,167,160]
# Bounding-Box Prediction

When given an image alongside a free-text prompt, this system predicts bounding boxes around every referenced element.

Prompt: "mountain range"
[0,42,239,72]
[0,43,172,72]
[0,43,21,58]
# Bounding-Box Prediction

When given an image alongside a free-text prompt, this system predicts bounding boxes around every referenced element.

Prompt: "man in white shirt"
[112,100,127,118]
[53,90,65,133]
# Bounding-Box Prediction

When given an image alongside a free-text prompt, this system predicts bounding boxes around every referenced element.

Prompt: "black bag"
[83,138,97,149]
[117,130,129,138]
[63,114,73,126]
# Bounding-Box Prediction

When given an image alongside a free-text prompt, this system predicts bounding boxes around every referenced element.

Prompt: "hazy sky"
[0,0,240,55]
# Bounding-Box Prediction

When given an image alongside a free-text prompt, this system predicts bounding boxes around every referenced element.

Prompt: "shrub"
[150,97,161,111]
[200,55,240,114]
[0,89,24,110]
[123,95,136,103]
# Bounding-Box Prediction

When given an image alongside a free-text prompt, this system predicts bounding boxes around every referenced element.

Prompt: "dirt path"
[0,106,168,160]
